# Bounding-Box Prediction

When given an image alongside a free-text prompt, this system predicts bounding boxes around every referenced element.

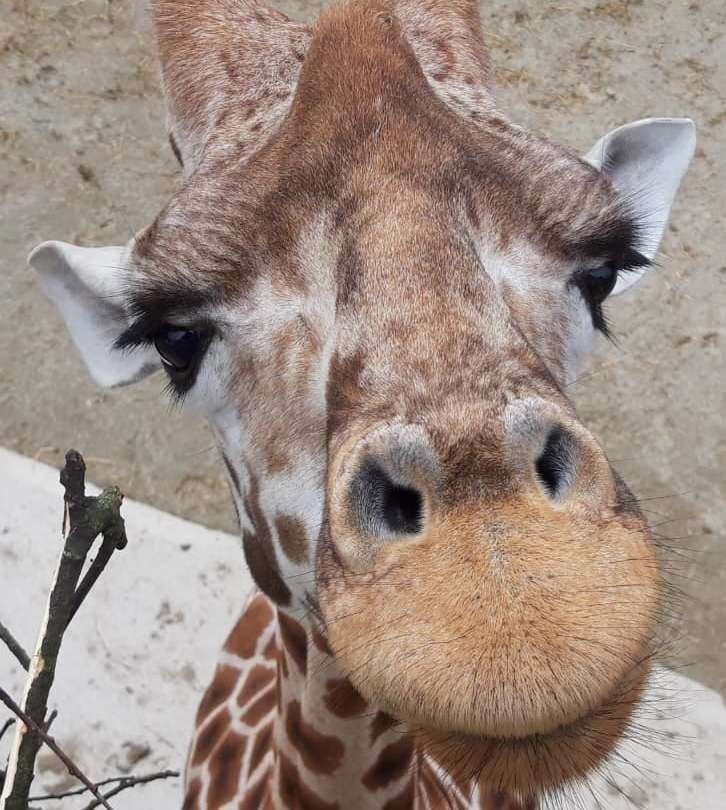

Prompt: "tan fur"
[126,0,669,805]
[320,492,658,787]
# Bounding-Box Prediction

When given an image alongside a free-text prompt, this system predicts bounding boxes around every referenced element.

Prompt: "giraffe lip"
[472,694,606,744]
[490,661,642,742]
[420,661,650,795]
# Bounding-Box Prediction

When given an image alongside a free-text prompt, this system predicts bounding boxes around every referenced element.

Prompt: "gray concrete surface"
[0,449,251,808]
[0,0,724,701]
[1,450,725,808]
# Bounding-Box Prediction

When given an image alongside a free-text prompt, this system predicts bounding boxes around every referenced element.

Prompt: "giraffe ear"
[29,241,159,388]
[584,118,696,294]
[153,0,311,174]
[396,0,495,119]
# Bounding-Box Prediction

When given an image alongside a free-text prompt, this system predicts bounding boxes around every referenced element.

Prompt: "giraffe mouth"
[417,658,650,797]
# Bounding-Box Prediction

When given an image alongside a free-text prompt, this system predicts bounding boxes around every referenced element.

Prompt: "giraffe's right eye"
[154,326,200,371]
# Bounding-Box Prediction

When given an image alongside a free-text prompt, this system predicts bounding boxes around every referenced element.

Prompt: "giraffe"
[27,0,695,807]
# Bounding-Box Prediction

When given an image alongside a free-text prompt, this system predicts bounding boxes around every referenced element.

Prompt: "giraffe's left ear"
[584,117,696,295]
[29,241,159,388]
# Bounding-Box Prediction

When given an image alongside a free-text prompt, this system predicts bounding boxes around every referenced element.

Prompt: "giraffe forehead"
[131,79,622,305]
[129,169,613,329]
[130,0,630,302]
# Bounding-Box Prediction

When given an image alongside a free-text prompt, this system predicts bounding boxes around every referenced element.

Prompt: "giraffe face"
[29,0,694,799]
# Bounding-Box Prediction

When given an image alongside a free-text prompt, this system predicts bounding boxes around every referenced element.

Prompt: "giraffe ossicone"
[29,0,695,806]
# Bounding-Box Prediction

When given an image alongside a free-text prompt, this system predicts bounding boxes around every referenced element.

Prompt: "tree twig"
[66,518,127,627]
[0,449,128,809]
[43,709,58,732]
[27,769,179,803]
[81,770,179,809]
[0,687,113,810]
[0,717,14,743]
[0,620,30,672]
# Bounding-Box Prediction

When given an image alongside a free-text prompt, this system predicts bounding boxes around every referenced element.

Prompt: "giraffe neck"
[184,592,536,810]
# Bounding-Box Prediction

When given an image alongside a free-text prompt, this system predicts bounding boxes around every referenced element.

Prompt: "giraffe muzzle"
[318,405,662,794]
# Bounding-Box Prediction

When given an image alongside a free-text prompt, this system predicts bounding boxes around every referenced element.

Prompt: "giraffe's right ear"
[29,241,159,388]
[153,0,311,174]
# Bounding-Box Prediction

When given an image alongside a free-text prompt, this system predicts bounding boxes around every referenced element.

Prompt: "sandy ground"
[1,451,725,808]
[0,0,724,719]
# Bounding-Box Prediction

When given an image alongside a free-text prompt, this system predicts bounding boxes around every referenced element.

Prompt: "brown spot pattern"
[265,445,290,475]
[191,707,231,767]
[237,663,275,707]
[181,777,201,810]
[278,610,308,675]
[311,624,333,657]
[275,514,310,565]
[241,685,277,726]
[242,474,292,606]
[278,750,340,810]
[206,730,246,808]
[223,595,274,658]
[145,0,636,800]
[279,647,290,679]
[383,778,415,810]
[362,736,415,791]
[275,665,283,717]
[326,349,366,437]
[248,721,273,776]
[323,677,368,718]
[240,769,270,810]
[285,699,345,775]
[153,0,310,171]
[263,635,278,660]
[195,663,238,724]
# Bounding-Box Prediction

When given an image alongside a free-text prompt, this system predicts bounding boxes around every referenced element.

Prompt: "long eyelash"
[578,250,653,342]
[114,321,189,406]
[163,377,190,409]
[114,316,159,352]
[621,249,653,274]
[114,320,189,405]
[595,252,654,341]
[592,301,613,340]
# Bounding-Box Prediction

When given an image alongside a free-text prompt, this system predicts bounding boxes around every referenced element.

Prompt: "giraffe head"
[29,0,694,798]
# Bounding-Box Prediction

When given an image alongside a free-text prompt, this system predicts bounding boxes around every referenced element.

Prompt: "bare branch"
[0,717,14,743]
[28,769,179,803]
[67,514,127,627]
[43,709,58,732]
[80,771,179,810]
[0,450,128,809]
[0,687,113,810]
[0,620,30,672]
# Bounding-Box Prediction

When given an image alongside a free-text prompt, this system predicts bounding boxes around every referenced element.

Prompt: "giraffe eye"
[154,326,201,371]
[578,263,619,304]
[153,326,212,394]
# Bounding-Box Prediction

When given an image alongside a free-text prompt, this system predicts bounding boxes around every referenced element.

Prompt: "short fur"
[40,0,691,806]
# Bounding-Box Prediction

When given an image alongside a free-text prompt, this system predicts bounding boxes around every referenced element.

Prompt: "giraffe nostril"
[349,459,424,537]
[382,479,423,534]
[535,425,576,500]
